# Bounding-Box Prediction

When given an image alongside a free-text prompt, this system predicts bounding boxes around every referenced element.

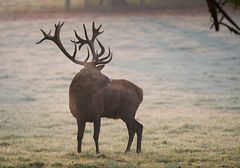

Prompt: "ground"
[0,105,240,168]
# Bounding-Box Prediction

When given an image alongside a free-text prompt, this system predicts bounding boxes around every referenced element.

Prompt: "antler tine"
[98,47,111,62]
[70,40,77,60]
[36,29,53,44]
[74,23,98,62]
[83,24,89,41]
[99,53,113,65]
[37,21,88,66]
[54,21,64,39]
[72,35,91,63]
[97,47,113,65]
[74,30,87,51]
[96,39,105,58]
[71,22,113,66]
[74,29,86,43]
[92,22,103,42]
[93,22,102,32]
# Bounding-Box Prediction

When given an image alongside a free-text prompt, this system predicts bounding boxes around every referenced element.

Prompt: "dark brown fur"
[70,66,143,154]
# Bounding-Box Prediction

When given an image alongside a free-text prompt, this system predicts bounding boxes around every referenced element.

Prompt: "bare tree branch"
[206,0,240,36]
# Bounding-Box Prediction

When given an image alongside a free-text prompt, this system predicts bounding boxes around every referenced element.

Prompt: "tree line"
[64,0,240,36]
[64,0,240,10]
[64,0,146,10]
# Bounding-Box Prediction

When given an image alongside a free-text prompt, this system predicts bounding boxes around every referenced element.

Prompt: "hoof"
[124,150,130,154]
[136,149,142,154]
[95,153,105,158]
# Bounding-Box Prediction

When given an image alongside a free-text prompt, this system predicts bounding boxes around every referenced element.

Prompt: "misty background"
[0,0,206,13]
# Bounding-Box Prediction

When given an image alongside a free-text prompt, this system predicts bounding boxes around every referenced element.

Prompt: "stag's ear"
[96,65,105,71]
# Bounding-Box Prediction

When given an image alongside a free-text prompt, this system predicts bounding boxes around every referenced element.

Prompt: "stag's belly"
[100,87,122,119]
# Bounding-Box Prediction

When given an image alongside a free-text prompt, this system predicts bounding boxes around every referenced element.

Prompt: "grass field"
[0,105,240,168]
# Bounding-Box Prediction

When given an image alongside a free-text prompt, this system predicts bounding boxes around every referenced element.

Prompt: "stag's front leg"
[93,118,101,154]
[77,120,86,153]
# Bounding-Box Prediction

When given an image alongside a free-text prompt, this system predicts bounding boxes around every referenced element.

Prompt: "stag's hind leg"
[77,120,86,153]
[134,120,143,153]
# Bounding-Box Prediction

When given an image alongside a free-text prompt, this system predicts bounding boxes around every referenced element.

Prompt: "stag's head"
[37,22,112,90]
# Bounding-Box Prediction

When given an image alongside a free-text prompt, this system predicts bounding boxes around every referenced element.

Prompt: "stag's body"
[37,22,143,154]
[70,77,143,121]
[69,68,143,153]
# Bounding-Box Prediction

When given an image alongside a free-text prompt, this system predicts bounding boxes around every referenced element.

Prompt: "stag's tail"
[136,87,143,104]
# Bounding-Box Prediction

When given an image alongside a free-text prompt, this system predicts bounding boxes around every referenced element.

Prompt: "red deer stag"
[37,22,143,154]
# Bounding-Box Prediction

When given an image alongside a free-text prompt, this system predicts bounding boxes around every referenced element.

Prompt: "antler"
[36,21,89,66]
[74,22,113,65]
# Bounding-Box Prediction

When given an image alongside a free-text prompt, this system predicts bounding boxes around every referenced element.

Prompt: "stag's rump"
[110,79,143,104]
[92,79,143,119]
